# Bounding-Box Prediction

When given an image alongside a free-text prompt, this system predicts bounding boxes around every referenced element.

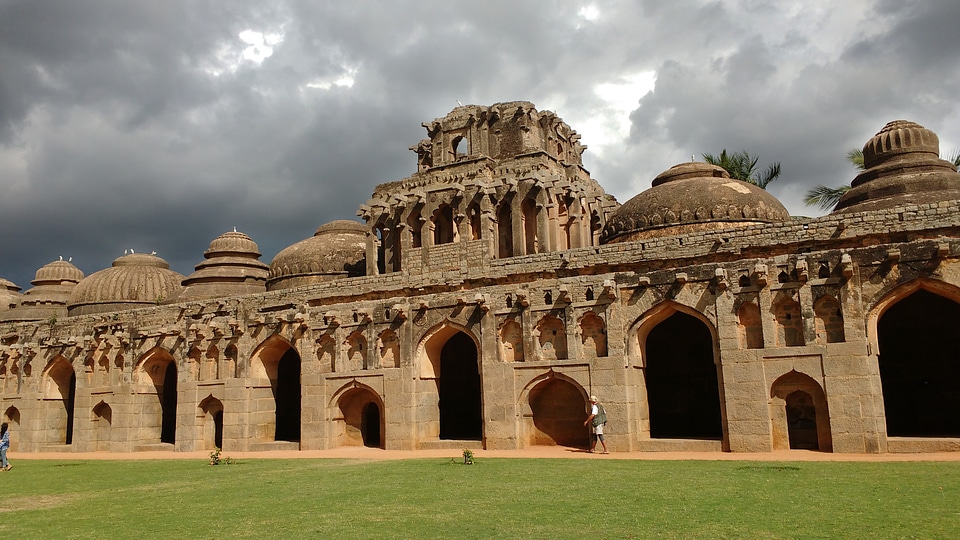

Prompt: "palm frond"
[804,185,850,211]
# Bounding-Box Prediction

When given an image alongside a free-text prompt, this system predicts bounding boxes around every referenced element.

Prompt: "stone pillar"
[536,191,549,254]
[365,229,379,276]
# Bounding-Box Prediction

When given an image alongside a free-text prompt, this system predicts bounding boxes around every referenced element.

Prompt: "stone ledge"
[635,438,723,452]
[886,437,960,453]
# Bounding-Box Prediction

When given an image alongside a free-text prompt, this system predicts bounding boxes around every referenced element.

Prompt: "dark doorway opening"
[362,402,381,447]
[160,362,177,444]
[439,332,482,440]
[213,410,224,449]
[786,390,818,449]
[65,372,76,444]
[878,289,960,437]
[274,348,301,442]
[645,312,722,439]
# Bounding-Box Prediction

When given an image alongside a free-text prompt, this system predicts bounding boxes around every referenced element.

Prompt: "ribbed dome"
[0,259,83,322]
[834,120,960,213]
[601,162,791,244]
[267,220,367,291]
[207,230,262,254]
[33,259,85,284]
[68,253,185,316]
[174,230,270,301]
[0,278,20,311]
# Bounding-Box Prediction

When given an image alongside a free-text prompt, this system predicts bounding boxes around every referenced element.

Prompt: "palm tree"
[804,148,960,211]
[702,149,781,189]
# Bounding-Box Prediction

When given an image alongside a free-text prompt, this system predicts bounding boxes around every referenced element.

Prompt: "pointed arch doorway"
[439,332,482,440]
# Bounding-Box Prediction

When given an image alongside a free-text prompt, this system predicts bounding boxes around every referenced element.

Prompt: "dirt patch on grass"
[0,493,80,513]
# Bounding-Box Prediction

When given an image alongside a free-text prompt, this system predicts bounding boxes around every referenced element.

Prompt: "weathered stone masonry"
[2,108,960,455]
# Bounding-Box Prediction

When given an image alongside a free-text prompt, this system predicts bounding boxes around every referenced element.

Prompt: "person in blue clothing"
[0,422,11,471]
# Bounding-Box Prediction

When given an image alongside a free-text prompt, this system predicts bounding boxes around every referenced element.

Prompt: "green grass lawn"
[0,457,957,539]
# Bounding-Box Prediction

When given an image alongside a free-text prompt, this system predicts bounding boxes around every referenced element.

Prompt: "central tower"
[358,101,619,275]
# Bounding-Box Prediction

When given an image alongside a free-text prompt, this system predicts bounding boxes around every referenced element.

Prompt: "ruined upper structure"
[358,102,618,275]
[835,120,960,212]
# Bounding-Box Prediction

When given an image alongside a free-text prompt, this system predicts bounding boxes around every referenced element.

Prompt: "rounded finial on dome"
[175,230,270,302]
[112,252,170,269]
[651,162,730,187]
[205,230,262,259]
[862,120,939,170]
[834,120,960,213]
[33,259,85,285]
[314,220,368,236]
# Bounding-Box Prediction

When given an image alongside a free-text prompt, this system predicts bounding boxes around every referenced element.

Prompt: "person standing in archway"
[0,423,11,470]
[584,396,608,454]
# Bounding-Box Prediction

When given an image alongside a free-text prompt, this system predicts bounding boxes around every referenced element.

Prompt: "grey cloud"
[1,0,958,291]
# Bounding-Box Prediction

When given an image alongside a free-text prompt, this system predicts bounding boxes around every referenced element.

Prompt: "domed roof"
[601,162,791,244]
[267,220,367,291]
[834,120,960,213]
[0,259,83,322]
[174,230,270,301]
[0,278,21,311]
[68,253,185,316]
[33,259,85,284]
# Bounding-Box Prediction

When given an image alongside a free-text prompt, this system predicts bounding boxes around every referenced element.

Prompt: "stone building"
[2,103,960,455]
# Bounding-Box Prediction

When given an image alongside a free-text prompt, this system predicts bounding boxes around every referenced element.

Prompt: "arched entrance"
[527,377,589,448]
[644,312,722,439]
[439,332,482,440]
[878,289,960,437]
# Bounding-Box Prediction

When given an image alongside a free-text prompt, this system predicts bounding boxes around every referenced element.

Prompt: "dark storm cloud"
[1,0,958,291]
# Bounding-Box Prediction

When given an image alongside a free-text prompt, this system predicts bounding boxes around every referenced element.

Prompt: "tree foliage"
[701,149,781,189]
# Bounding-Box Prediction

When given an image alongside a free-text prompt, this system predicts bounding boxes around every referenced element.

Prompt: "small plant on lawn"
[209,447,233,465]
[462,449,474,465]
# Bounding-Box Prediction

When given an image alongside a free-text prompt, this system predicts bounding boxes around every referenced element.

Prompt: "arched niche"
[519,372,589,448]
[330,382,384,449]
[198,395,224,450]
[770,370,832,451]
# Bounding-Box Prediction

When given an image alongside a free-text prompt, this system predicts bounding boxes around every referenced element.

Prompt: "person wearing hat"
[583,395,608,454]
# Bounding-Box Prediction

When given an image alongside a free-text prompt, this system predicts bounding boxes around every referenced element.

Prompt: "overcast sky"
[1,0,959,290]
